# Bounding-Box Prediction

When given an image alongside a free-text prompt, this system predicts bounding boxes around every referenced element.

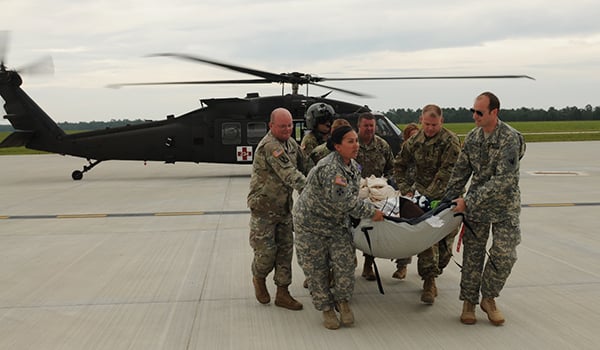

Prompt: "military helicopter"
[0,44,533,180]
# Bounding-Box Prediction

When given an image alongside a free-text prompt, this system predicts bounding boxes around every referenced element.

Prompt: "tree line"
[384,105,600,124]
[1,105,599,132]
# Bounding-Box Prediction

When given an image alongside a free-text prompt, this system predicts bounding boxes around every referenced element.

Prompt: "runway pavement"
[0,141,599,350]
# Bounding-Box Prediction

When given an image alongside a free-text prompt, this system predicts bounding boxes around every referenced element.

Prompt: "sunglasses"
[470,108,485,117]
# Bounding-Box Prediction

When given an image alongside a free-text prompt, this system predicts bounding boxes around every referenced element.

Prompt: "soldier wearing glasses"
[445,92,526,326]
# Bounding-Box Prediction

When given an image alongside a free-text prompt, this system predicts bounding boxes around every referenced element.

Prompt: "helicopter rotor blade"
[0,30,10,69]
[149,53,286,83]
[107,78,274,89]
[309,82,372,98]
[113,53,534,97]
[320,74,536,81]
[17,55,54,75]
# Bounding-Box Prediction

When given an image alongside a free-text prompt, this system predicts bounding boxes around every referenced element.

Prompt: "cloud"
[2,0,600,122]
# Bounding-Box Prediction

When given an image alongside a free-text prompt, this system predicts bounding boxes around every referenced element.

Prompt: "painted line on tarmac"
[1,203,599,220]
[0,210,251,220]
[522,202,600,208]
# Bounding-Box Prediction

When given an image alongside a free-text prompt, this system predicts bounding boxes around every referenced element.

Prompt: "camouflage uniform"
[248,131,306,287]
[356,135,395,268]
[393,128,461,279]
[355,135,394,178]
[305,142,332,173]
[444,120,525,304]
[300,131,325,157]
[293,151,376,311]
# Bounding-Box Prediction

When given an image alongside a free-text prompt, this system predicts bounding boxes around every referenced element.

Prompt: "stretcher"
[353,200,462,259]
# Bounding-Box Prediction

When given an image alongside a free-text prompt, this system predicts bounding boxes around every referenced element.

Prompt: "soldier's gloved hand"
[372,210,384,222]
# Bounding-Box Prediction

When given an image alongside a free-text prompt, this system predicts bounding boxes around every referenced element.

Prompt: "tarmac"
[0,141,599,350]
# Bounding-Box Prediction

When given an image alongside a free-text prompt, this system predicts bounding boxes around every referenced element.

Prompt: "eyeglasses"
[470,108,485,117]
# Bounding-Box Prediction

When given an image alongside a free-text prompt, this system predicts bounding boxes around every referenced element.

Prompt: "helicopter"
[0,47,534,180]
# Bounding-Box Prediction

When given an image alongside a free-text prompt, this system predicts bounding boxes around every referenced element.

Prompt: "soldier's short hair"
[357,112,375,125]
[479,91,500,112]
[421,104,442,118]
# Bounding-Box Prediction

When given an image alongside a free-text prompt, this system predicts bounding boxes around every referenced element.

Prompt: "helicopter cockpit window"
[247,122,267,145]
[376,117,394,137]
[222,122,242,145]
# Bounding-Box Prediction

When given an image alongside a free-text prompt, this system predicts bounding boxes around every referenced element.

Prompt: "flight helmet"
[305,103,335,130]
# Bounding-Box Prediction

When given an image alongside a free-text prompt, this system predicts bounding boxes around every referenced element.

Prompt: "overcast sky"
[2,0,599,123]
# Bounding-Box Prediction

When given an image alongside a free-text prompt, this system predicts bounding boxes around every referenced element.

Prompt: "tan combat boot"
[274,286,303,310]
[335,301,354,326]
[460,301,477,324]
[392,264,407,279]
[420,277,437,304]
[322,309,340,330]
[252,277,270,304]
[481,297,505,326]
[361,258,376,281]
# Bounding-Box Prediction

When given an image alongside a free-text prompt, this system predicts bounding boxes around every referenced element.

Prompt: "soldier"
[293,125,384,329]
[301,102,335,156]
[248,107,307,311]
[301,118,352,290]
[306,118,351,173]
[392,122,421,280]
[393,104,461,304]
[354,112,395,281]
[445,92,525,326]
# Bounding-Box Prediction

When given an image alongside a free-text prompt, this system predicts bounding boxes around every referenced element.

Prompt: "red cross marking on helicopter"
[237,146,253,161]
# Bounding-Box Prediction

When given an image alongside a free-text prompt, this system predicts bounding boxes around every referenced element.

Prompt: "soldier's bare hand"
[452,198,466,213]
[372,210,384,222]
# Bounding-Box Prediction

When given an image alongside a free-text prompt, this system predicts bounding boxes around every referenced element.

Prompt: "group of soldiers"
[247,92,524,329]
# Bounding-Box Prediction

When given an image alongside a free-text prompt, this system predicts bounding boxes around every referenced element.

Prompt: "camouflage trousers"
[395,228,458,278]
[249,212,294,287]
[417,228,458,279]
[460,219,521,304]
[295,227,356,311]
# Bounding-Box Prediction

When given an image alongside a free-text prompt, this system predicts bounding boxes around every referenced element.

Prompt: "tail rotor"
[0,31,54,76]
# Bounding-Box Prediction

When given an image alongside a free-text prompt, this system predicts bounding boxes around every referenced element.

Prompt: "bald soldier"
[248,108,307,310]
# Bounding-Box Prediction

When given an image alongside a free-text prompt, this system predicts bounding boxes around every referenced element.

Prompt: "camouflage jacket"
[293,151,376,236]
[444,120,526,223]
[300,131,326,156]
[356,135,394,178]
[305,143,332,173]
[393,128,461,200]
[247,131,306,215]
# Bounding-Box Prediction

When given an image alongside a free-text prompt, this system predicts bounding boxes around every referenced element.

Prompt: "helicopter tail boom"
[0,70,66,153]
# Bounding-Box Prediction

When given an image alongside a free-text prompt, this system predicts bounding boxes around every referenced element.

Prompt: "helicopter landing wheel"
[71,159,103,180]
[72,170,83,180]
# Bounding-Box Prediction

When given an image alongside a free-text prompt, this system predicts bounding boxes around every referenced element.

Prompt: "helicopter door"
[219,121,243,163]
[212,120,267,163]
[243,121,268,162]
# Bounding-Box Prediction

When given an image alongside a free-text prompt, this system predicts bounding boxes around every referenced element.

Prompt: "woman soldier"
[293,125,384,330]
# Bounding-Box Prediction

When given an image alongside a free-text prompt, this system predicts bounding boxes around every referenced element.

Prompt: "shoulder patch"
[334,175,348,187]
[272,148,284,158]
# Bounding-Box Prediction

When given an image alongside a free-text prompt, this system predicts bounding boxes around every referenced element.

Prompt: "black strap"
[361,226,385,294]
[455,214,498,272]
